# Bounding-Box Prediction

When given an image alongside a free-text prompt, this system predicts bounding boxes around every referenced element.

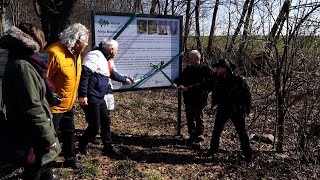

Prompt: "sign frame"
[91,11,183,92]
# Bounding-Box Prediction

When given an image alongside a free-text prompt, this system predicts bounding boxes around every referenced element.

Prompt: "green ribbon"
[150,62,174,84]
[131,53,182,88]
[113,12,139,40]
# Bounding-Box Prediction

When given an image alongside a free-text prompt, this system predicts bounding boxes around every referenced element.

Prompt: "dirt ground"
[1,89,319,179]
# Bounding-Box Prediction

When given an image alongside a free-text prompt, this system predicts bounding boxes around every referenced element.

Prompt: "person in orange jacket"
[44,23,89,169]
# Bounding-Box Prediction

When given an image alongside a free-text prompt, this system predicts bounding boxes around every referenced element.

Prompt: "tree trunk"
[164,0,168,15]
[0,0,10,36]
[150,0,157,14]
[268,0,291,46]
[134,0,142,13]
[195,0,202,53]
[183,0,191,52]
[265,0,291,153]
[171,0,175,15]
[34,0,77,45]
[237,0,254,73]
[206,0,220,55]
[227,0,250,54]
[225,1,232,50]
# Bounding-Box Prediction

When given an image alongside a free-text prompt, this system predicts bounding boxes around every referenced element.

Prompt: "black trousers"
[79,98,111,149]
[23,162,53,180]
[185,104,205,141]
[210,108,252,156]
[52,108,75,162]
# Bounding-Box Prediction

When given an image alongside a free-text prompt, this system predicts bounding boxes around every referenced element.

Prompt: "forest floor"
[1,89,319,179]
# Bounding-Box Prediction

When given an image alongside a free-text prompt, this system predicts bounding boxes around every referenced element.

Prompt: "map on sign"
[92,12,182,91]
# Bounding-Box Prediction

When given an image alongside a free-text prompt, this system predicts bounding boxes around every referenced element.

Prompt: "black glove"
[47,92,62,106]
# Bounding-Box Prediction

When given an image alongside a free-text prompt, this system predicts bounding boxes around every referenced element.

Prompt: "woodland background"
[0,0,320,179]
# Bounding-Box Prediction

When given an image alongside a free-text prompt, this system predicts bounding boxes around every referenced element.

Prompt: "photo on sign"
[168,21,178,35]
[137,20,148,34]
[158,20,168,35]
[148,20,158,34]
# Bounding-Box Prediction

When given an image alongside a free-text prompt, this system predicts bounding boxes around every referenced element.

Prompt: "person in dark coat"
[206,59,252,162]
[0,23,61,179]
[77,39,133,156]
[176,50,214,149]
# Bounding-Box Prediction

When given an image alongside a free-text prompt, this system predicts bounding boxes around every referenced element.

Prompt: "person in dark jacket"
[206,59,252,162]
[0,23,61,179]
[176,50,214,149]
[78,39,133,156]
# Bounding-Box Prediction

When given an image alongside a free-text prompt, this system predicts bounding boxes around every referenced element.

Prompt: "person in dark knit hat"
[206,59,253,162]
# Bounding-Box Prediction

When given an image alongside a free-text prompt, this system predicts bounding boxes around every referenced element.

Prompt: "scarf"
[26,54,56,95]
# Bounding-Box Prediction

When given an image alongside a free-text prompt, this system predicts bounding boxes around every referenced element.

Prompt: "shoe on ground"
[63,160,81,169]
[102,146,119,156]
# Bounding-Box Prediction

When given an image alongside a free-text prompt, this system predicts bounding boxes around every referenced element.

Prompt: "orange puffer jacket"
[44,41,82,113]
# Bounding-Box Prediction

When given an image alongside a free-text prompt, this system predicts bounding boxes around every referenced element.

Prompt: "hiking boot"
[102,145,119,156]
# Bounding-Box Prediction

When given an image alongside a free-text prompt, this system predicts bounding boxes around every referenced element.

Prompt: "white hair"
[101,38,118,50]
[189,50,201,59]
[59,23,89,48]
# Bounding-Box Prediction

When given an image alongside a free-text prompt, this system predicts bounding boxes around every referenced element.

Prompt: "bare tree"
[163,0,169,15]
[226,0,251,55]
[195,0,202,53]
[237,0,255,74]
[8,0,20,26]
[264,0,291,152]
[134,0,143,13]
[183,0,191,52]
[171,0,174,15]
[206,0,220,55]
[7,0,39,27]
[34,0,77,44]
[150,0,159,14]
[0,0,9,36]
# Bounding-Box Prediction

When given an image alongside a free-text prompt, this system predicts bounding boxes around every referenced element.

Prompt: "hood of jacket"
[0,26,40,59]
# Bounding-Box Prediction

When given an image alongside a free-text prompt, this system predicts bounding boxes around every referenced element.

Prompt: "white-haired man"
[44,23,90,169]
[78,39,133,156]
[176,50,214,149]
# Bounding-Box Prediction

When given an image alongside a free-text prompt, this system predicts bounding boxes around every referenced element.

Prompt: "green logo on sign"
[98,18,109,27]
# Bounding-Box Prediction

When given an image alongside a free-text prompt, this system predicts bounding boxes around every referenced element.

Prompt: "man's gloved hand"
[47,92,62,106]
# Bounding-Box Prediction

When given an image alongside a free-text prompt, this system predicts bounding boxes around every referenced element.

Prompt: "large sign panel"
[92,12,182,90]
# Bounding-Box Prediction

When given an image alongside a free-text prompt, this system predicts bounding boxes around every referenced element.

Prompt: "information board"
[92,12,182,91]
